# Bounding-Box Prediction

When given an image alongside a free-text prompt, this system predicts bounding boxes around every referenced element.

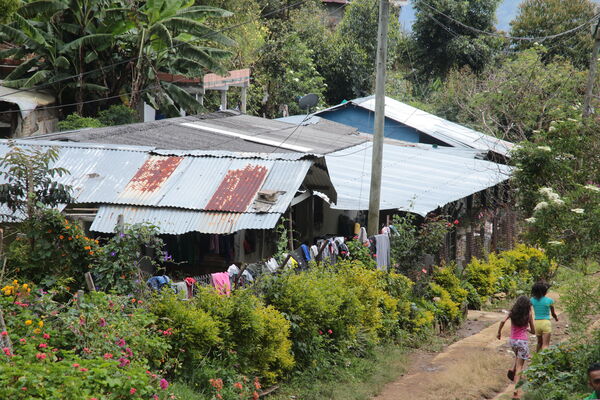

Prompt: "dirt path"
[373,293,565,400]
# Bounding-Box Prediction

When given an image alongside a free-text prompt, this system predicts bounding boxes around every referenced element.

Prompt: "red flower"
[453,219,459,225]
[19,338,26,344]
[104,353,113,359]
[35,353,46,360]
[253,391,260,400]
[327,329,333,334]
[319,330,323,335]
[43,333,50,339]
[254,378,261,390]
[21,387,27,391]
[160,378,169,390]
[129,388,137,395]
[233,382,243,390]
[422,268,427,274]
[80,368,88,372]
[38,343,48,348]
[3,347,12,357]
[1,331,7,336]
[72,363,80,368]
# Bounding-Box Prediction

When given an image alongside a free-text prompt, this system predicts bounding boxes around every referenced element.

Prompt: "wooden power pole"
[367,0,390,236]
[584,19,600,119]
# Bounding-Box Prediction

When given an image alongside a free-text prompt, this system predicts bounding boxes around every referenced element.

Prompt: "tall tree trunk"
[129,30,146,111]
[77,44,84,115]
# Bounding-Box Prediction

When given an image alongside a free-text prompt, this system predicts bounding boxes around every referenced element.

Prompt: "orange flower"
[68,237,72,241]
[65,226,70,230]
[75,235,80,239]
[88,251,94,255]
[84,246,91,250]
[59,235,64,240]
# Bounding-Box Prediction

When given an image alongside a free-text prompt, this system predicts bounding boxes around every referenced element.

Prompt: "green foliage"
[97,104,139,126]
[249,23,325,118]
[512,110,600,262]
[0,142,72,219]
[346,238,377,269]
[411,0,503,79]
[465,254,501,298]
[510,0,596,69]
[522,331,600,400]
[464,245,556,301]
[0,286,175,399]
[0,0,232,116]
[0,0,20,23]
[58,113,104,131]
[555,268,600,335]
[94,223,165,294]
[6,210,101,288]
[432,265,468,305]
[390,214,451,277]
[151,287,294,387]
[428,282,461,325]
[429,48,586,142]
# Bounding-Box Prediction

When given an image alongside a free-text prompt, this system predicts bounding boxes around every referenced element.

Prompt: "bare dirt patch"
[373,310,509,400]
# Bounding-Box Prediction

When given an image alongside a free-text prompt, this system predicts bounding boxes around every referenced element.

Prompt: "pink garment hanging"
[211,272,231,296]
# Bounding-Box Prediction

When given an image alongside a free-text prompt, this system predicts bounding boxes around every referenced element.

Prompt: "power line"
[418,0,600,42]
[0,0,309,99]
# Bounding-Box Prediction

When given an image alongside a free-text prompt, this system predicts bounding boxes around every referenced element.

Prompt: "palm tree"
[0,0,233,116]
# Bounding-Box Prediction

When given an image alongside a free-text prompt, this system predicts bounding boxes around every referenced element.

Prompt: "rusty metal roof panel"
[90,205,281,234]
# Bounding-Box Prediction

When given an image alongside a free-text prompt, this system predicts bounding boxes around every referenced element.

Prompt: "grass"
[267,343,410,400]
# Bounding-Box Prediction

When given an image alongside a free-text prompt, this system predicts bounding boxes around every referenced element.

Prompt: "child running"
[497,295,536,400]
[530,281,558,352]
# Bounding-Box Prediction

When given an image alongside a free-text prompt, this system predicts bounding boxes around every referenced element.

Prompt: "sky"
[398,0,524,32]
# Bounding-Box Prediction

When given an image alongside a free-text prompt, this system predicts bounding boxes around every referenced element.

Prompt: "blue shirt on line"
[530,296,554,320]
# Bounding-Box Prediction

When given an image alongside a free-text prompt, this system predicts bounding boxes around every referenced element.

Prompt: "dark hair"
[531,281,549,299]
[588,362,600,374]
[510,295,531,327]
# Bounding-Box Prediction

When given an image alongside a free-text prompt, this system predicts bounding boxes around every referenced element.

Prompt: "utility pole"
[584,19,600,119]
[367,0,390,236]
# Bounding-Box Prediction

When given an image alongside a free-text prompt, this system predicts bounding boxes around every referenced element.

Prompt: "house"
[0,85,58,138]
[322,0,348,26]
[28,110,514,264]
[279,95,514,161]
[0,139,337,273]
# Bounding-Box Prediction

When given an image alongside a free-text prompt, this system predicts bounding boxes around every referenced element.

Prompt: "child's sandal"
[507,369,515,381]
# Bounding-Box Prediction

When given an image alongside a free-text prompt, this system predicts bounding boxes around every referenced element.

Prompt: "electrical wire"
[0,0,309,99]
[418,0,600,42]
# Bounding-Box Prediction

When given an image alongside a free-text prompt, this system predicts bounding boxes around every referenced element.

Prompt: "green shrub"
[57,113,104,131]
[428,282,462,326]
[149,292,222,370]
[97,104,139,126]
[461,281,482,310]
[501,244,557,282]
[464,256,501,299]
[194,287,294,383]
[432,265,468,306]
[6,210,102,288]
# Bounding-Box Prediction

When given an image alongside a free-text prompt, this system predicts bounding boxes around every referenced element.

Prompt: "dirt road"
[373,294,566,400]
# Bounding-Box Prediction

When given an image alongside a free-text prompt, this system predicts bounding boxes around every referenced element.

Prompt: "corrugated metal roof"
[0,85,55,119]
[90,205,281,234]
[317,96,514,157]
[27,113,366,154]
[326,142,512,216]
[0,140,328,233]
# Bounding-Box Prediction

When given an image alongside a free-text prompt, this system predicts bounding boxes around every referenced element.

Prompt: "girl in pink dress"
[497,295,536,399]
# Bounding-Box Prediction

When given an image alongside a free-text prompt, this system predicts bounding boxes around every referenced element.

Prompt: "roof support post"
[220,90,228,110]
[240,85,247,114]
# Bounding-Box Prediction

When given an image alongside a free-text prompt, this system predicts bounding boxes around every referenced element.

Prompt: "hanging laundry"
[184,277,197,299]
[374,234,391,271]
[211,272,231,296]
[380,226,391,235]
[227,264,240,277]
[241,269,254,282]
[309,245,319,261]
[334,237,350,258]
[300,244,311,261]
[265,258,279,273]
[171,281,188,299]
[354,222,361,235]
[147,275,171,291]
[358,227,369,245]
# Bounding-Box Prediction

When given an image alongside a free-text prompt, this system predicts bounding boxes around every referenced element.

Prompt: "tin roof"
[0,140,333,234]
[0,85,55,119]
[316,96,514,157]
[28,113,366,154]
[326,142,512,216]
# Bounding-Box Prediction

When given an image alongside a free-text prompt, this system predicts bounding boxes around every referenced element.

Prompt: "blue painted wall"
[318,106,421,143]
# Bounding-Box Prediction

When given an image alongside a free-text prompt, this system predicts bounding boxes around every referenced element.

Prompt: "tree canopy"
[510,0,597,69]
[411,0,503,79]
